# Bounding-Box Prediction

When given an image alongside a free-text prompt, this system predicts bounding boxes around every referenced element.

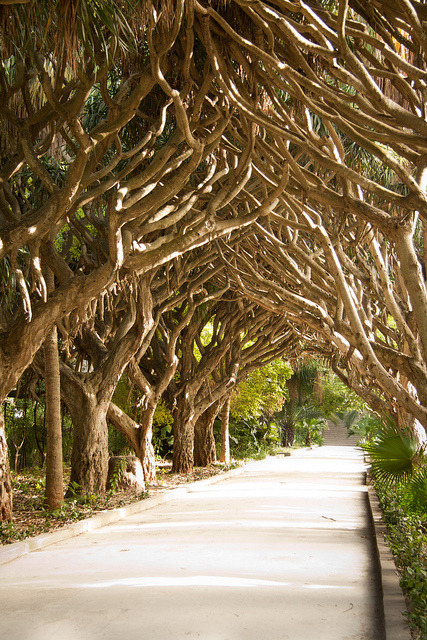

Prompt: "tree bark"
[220,395,231,464]
[194,402,218,467]
[32,351,113,496]
[68,392,110,495]
[396,227,427,364]
[107,401,157,483]
[282,422,295,447]
[0,262,115,404]
[0,411,12,520]
[172,394,196,473]
[61,280,155,494]
[137,407,157,482]
[44,270,64,510]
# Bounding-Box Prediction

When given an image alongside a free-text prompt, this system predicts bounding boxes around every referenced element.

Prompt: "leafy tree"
[1,0,281,514]
[230,359,292,421]
[2,0,427,519]
[317,371,367,417]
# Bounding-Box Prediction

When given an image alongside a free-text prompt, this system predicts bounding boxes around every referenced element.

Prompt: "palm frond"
[409,467,427,512]
[1,0,142,68]
[336,409,362,431]
[361,418,423,486]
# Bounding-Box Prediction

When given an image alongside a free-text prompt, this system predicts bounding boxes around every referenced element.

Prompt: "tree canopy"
[1,0,427,519]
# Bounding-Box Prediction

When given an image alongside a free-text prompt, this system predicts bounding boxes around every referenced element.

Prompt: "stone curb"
[365,479,411,640]
[0,464,246,566]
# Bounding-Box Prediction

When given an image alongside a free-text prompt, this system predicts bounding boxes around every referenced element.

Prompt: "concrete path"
[0,447,384,640]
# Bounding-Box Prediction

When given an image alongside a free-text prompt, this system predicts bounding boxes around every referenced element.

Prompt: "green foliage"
[44,499,84,523]
[152,400,174,458]
[319,372,366,417]
[273,403,327,447]
[66,482,104,506]
[66,480,83,499]
[231,359,292,420]
[367,419,427,636]
[362,418,424,486]
[1,0,141,67]
[112,375,135,414]
[110,376,139,455]
[4,395,73,469]
[0,521,32,544]
[108,423,131,456]
[238,360,364,448]
[111,377,174,458]
[229,418,262,459]
[193,320,214,362]
[344,140,407,195]
[409,469,427,515]
[229,358,294,455]
[293,415,328,447]
[107,459,126,494]
[286,360,319,405]
[4,398,35,469]
[216,415,280,461]
[339,411,386,441]
[375,481,427,638]
[339,409,364,432]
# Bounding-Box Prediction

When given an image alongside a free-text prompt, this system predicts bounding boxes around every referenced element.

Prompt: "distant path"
[0,448,384,640]
[322,418,360,446]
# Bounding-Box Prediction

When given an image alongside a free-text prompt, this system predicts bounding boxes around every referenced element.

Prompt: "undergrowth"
[0,462,238,546]
[0,469,146,545]
[374,480,427,639]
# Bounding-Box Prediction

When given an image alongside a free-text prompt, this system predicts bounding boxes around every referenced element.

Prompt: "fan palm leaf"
[362,418,424,486]
[409,467,427,512]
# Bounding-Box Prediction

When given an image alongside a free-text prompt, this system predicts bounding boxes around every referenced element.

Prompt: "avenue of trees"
[1,0,427,520]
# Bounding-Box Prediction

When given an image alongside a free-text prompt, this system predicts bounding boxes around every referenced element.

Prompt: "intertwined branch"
[0,0,426,436]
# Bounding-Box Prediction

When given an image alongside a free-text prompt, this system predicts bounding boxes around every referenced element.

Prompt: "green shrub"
[152,400,174,458]
[375,480,427,639]
[293,416,327,447]
[362,419,423,485]
[108,423,131,457]
[214,416,278,460]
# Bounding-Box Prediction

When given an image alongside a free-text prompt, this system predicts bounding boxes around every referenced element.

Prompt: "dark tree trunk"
[68,392,110,495]
[281,423,295,447]
[107,401,157,483]
[172,394,195,473]
[137,407,156,482]
[194,402,218,467]
[0,411,12,521]
[32,400,46,468]
[220,395,231,464]
[44,271,64,510]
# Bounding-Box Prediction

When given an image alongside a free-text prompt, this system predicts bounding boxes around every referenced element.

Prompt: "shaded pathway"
[0,448,384,640]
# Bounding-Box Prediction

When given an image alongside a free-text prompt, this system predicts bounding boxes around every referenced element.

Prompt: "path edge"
[0,464,246,566]
[365,476,411,640]
[2,448,414,640]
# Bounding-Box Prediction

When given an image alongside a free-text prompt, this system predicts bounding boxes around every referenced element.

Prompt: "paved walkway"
[0,447,384,640]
